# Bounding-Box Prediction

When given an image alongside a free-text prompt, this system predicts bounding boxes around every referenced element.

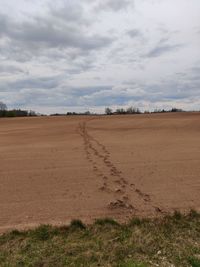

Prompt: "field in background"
[0,113,200,232]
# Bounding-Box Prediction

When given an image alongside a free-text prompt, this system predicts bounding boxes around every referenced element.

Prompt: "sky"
[0,0,200,114]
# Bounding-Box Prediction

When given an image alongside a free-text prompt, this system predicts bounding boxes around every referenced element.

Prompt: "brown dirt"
[0,113,200,232]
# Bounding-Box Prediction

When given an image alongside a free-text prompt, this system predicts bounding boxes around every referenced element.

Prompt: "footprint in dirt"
[79,121,163,214]
[108,199,135,211]
[135,189,151,202]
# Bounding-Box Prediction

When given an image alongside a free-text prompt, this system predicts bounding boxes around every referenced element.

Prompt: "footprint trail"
[78,121,163,215]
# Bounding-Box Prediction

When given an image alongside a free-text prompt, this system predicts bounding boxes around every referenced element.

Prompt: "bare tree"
[0,101,7,111]
[105,107,112,115]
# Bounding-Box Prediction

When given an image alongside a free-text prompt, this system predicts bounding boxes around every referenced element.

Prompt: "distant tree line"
[53,107,185,116]
[66,111,91,116]
[0,101,37,117]
[105,106,184,115]
[105,107,142,115]
[148,107,183,113]
[0,100,187,118]
[51,111,92,116]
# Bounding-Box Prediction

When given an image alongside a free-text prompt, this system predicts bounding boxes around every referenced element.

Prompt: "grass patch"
[128,217,144,226]
[94,218,120,226]
[188,257,200,267]
[70,219,86,230]
[173,210,183,220]
[29,224,52,241]
[0,210,199,266]
[118,260,147,267]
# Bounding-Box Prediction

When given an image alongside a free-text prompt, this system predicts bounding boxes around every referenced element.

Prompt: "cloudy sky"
[0,0,200,113]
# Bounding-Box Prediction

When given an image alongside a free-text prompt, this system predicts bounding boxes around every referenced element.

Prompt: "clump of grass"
[94,217,120,226]
[70,219,86,230]
[128,217,144,226]
[188,256,200,267]
[173,210,183,220]
[189,209,200,219]
[7,229,26,240]
[9,229,22,236]
[29,224,52,241]
[118,261,147,267]
[0,229,26,245]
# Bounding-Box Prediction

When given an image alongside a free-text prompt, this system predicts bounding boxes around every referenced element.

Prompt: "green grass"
[0,211,200,266]
[188,257,200,267]
[70,219,86,230]
[94,217,120,226]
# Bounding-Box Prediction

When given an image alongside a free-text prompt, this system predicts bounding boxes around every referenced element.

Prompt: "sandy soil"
[0,113,200,232]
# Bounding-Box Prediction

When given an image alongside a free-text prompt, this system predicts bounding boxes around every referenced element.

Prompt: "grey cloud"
[123,76,200,104]
[69,86,112,97]
[96,0,131,12]
[0,7,114,64]
[0,15,112,50]
[146,44,182,58]
[14,76,61,90]
[0,14,8,36]
[175,72,187,77]
[0,65,25,75]
[127,29,142,38]
[7,71,199,109]
[175,66,200,83]
[49,1,90,26]
[0,75,62,92]
[191,66,200,73]
[2,75,200,111]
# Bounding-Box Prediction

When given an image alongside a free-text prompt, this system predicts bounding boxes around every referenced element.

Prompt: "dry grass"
[0,211,200,267]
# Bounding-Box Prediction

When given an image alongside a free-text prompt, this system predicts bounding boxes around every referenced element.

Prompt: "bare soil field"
[0,113,199,232]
